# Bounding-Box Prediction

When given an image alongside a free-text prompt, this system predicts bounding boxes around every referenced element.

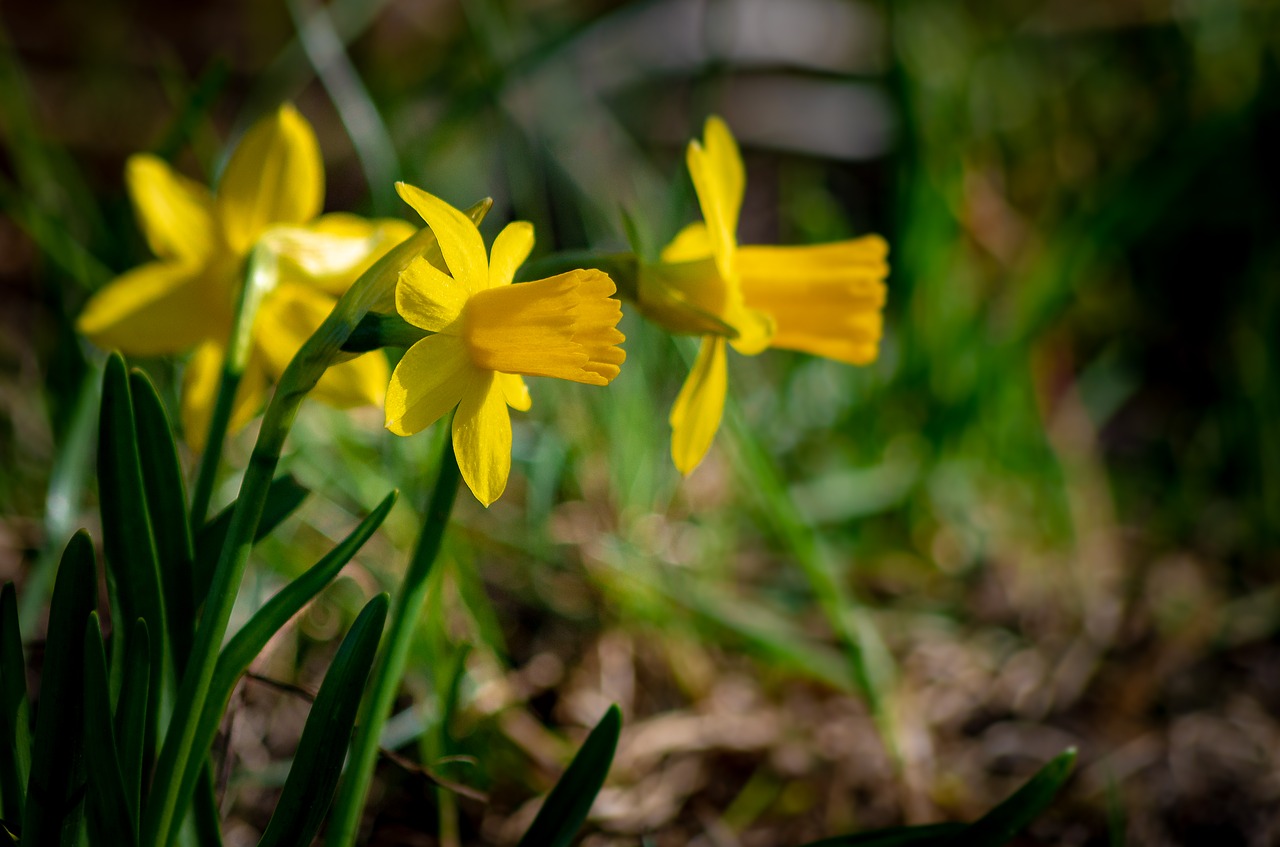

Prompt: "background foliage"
[3,0,1280,844]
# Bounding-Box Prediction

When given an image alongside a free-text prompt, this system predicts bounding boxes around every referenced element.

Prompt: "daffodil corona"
[638,116,889,475]
[385,183,625,506]
[77,105,411,449]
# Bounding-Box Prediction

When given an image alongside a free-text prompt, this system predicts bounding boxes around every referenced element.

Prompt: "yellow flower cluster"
[78,107,886,505]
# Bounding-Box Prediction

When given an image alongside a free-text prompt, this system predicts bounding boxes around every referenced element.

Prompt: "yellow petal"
[181,340,268,452]
[254,283,388,407]
[498,372,531,411]
[394,183,487,292]
[218,104,324,256]
[125,154,218,263]
[462,270,625,385]
[77,261,233,356]
[452,373,511,507]
[687,116,744,283]
[384,333,474,436]
[488,221,534,289]
[669,336,727,476]
[396,256,469,333]
[270,213,416,296]
[724,304,775,356]
[738,236,888,365]
[660,222,712,264]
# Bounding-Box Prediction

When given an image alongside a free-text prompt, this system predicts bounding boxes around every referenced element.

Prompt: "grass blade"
[98,353,169,757]
[951,749,1077,847]
[193,474,310,601]
[22,531,96,846]
[169,491,397,843]
[0,584,30,828]
[83,612,138,846]
[114,618,150,819]
[255,594,390,847]
[129,369,197,675]
[516,705,622,847]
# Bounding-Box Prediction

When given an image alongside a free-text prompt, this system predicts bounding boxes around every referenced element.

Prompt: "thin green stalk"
[189,244,278,530]
[326,437,461,847]
[144,214,485,847]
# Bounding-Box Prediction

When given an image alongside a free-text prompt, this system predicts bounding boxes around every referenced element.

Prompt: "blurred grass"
[3,0,1280,843]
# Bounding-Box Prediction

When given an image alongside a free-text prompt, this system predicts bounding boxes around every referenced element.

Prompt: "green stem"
[189,245,278,530]
[326,434,461,847]
[188,371,241,531]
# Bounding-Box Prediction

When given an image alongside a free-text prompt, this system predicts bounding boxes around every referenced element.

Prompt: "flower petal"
[488,221,534,289]
[498,372,531,411]
[181,340,268,452]
[687,115,744,283]
[77,261,233,356]
[271,213,416,296]
[254,283,388,407]
[669,336,727,476]
[218,104,324,256]
[660,222,712,264]
[453,373,511,507]
[397,256,469,333]
[394,183,487,293]
[384,333,473,436]
[126,154,218,263]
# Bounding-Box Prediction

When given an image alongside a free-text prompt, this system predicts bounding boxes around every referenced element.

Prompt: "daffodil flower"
[384,183,626,506]
[638,116,889,474]
[77,104,413,449]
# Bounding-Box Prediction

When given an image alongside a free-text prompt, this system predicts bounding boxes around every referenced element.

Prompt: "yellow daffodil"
[385,183,625,506]
[638,116,889,474]
[77,104,412,449]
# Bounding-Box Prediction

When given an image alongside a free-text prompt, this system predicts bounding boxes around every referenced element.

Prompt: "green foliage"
[83,612,137,847]
[0,584,30,829]
[22,533,95,846]
[256,594,390,847]
[516,705,622,847]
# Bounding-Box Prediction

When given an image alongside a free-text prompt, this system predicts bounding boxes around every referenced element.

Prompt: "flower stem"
[326,428,461,847]
[189,244,278,530]
[188,370,241,530]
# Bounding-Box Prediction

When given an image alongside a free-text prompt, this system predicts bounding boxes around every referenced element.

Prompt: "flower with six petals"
[638,116,889,475]
[385,183,626,506]
[77,104,412,449]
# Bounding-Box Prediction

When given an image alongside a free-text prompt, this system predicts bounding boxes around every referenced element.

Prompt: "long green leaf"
[192,474,310,602]
[114,618,150,819]
[950,748,1077,847]
[98,353,169,760]
[799,823,967,847]
[130,369,197,675]
[169,491,397,843]
[22,531,96,846]
[517,705,622,847]
[0,584,30,828]
[83,612,137,846]
[256,594,390,847]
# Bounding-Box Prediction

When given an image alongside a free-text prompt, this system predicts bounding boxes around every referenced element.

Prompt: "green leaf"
[170,491,396,841]
[517,705,622,847]
[98,353,169,757]
[951,748,1077,847]
[255,594,390,847]
[192,474,310,603]
[83,612,137,846]
[114,618,150,818]
[129,369,197,675]
[798,823,967,847]
[22,531,96,846]
[0,584,30,828]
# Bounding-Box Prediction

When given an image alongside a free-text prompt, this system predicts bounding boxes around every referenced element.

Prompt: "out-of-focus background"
[4,0,1280,844]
